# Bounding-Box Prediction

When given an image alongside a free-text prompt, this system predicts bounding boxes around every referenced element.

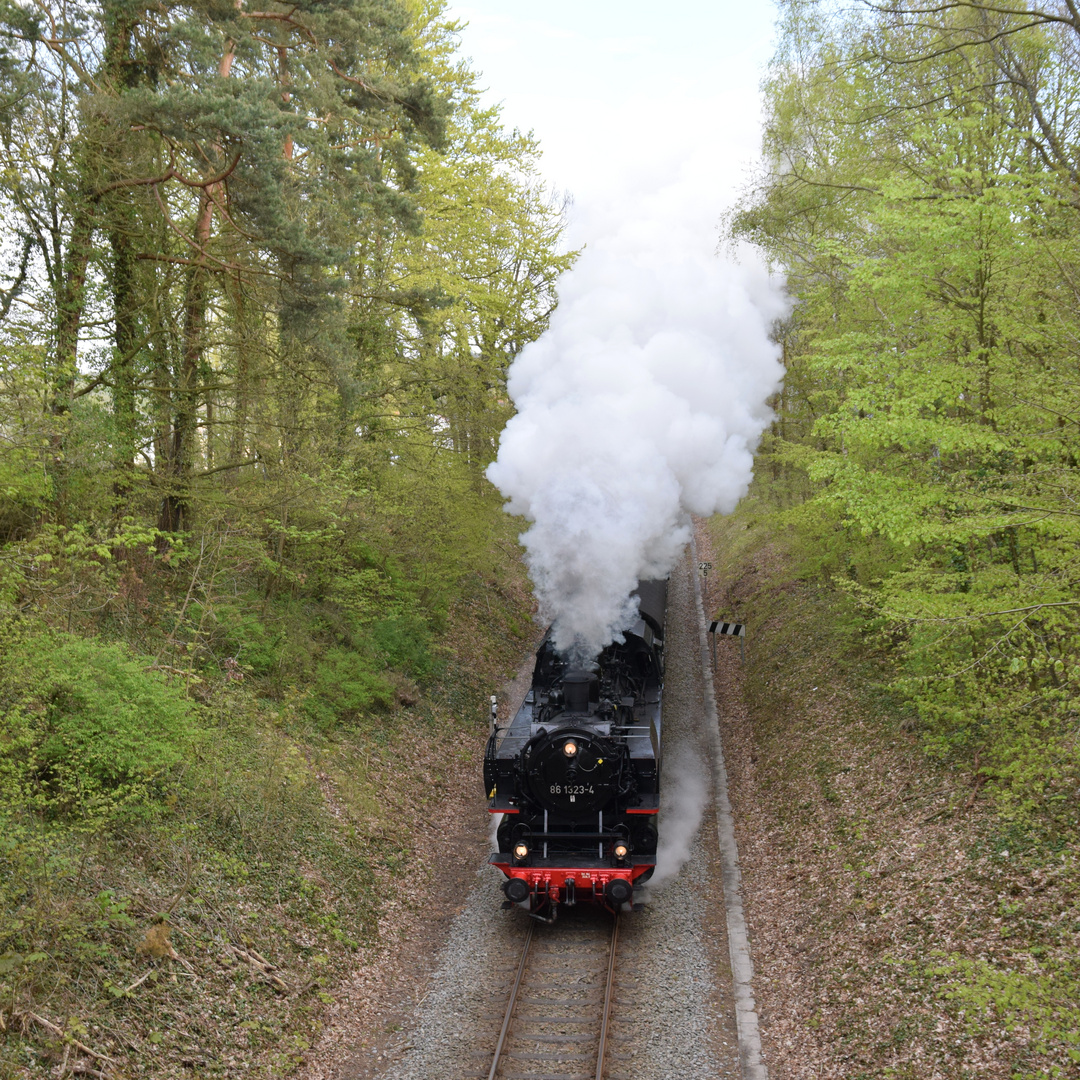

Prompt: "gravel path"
[365,548,742,1080]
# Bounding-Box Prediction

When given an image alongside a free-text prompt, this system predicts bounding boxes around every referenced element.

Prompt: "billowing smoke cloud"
[485,161,788,658]
[487,811,502,851]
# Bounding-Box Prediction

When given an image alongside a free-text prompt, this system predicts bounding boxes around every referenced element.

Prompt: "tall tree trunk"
[105,10,139,510]
[160,192,212,533]
[111,225,138,504]
[158,38,236,532]
[149,284,172,477]
[228,277,249,474]
[50,206,94,520]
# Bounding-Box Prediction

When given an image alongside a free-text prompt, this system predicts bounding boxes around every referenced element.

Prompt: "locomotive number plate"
[549,784,595,796]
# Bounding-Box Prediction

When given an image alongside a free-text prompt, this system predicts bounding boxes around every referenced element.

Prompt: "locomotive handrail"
[513,831,620,841]
[510,825,630,842]
[498,728,652,742]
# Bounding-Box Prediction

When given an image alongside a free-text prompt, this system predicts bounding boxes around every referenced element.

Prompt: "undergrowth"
[0,520,535,1078]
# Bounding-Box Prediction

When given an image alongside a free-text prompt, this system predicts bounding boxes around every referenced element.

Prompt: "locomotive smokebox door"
[525,730,619,816]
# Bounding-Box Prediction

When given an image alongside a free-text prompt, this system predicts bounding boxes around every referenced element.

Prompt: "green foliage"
[0,0,568,811]
[0,339,52,542]
[0,497,536,1076]
[0,518,174,631]
[768,491,907,588]
[196,598,285,677]
[926,952,1080,1078]
[372,612,432,677]
[0,693,381,1076]
[732,0,1080,830]
[302,647,394,729]
[0,618,197,820]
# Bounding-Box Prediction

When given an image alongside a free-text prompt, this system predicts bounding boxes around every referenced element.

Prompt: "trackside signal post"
[708,619,745,668]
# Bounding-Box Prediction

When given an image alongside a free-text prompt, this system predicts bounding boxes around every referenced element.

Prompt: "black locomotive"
[484,579,666,917]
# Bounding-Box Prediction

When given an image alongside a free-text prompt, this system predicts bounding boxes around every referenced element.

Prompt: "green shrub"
[371,612,432,679]
[301,647,393,729]
[197,598,285,676]
[0,627,197,820]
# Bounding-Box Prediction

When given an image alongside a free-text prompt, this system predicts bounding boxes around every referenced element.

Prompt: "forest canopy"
[734,0,1080,826]
[0,0,573,681]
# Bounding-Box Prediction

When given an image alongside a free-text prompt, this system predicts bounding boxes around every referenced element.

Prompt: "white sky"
[446,1,780,243]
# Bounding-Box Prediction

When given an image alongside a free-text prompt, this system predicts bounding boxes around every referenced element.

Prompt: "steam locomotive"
[484,580,666,917]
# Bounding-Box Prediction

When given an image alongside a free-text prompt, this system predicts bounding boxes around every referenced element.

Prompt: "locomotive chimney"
[562,669,597,714]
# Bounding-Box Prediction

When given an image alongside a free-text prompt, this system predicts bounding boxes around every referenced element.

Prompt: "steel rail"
[487,911,619,1080]
[595,911,619,1080]
[486,919,534,1080]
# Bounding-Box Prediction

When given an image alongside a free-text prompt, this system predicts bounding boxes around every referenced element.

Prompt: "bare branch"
[192,458,261,479]
[92,149,242,200]
[151,184,261,276]
[0,236,34,321]
[903,601,1080,623]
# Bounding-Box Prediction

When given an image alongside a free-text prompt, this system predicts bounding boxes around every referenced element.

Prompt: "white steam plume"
[646,739,709,893]
[485,157,788,657]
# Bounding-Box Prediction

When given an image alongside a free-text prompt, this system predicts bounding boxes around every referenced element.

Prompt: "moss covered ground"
[0,538,535,1079]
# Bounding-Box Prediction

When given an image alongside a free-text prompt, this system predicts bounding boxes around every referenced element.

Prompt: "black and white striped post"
[708,619,746,668]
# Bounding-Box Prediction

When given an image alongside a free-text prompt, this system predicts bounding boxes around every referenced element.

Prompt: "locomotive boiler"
[484,579,666,917]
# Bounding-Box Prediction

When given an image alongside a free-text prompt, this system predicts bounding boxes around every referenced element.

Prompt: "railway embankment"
[698,516,1080,1080]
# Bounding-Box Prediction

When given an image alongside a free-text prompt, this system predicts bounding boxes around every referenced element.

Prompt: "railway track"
[480,909,625,1080]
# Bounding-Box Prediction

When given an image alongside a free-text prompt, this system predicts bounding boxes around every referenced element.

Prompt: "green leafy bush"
[0,623,197,820]
[197,598,285,676]
[301,647,393,729]
[371,612,432,680]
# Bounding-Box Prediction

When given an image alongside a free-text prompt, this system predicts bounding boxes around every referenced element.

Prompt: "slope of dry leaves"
[296,622,541,1080]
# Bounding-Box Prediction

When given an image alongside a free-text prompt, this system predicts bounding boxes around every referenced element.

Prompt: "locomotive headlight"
[613,843,630,862]
[563,740,578,757]
[512,842,529,862]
